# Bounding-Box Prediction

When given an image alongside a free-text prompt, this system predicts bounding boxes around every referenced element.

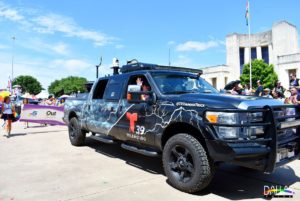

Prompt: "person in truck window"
[141,85,150,101]
[135,77,151,101]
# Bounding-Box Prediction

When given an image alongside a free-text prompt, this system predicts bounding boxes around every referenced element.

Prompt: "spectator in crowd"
[255,80,264,96]
[45,95,56,106]
[272,91,285,102]
[263,88,272,98]
[57,98,65,107]
[231,83,243,95]
[285,86,300,104]
[243,84,252,96]
[1,96,15,137]
[289,73,300,90]
[272,81,285,99]
[22,98,29,129]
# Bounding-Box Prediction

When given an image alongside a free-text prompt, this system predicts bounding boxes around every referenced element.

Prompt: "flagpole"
[11,36,16,81]
[247,0,252,90]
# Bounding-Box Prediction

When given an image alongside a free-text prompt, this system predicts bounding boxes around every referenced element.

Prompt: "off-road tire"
[68,117,86,146]
[162,133,213,193]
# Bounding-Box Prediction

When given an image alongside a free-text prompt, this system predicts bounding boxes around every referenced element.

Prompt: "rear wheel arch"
[69,111,77,121]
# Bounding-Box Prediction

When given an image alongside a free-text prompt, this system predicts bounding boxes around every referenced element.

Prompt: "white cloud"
[176,40,219,52]
[0,51,96,90]
[0,4,24,21]
[32,14,114,46]
[51,43,69,55]
[51,59,91,72]
[0,3,116,46]
[18,38,69,55]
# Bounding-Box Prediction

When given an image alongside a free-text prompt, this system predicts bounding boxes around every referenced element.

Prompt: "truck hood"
[169,93,283,109]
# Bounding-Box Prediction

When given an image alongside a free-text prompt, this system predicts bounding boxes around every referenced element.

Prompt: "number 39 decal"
[136,125,145,135]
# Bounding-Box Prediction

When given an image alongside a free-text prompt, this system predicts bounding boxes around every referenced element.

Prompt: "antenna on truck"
[96,56,102,79]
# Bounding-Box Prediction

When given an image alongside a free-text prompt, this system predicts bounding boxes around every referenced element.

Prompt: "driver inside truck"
[136,77,151,101]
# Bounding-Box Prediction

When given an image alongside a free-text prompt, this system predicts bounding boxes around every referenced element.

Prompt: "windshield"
[151,73,219,94]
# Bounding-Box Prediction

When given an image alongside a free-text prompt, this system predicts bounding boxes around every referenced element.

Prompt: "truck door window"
[103,78,124,101]
[126,75,151,94]
[92,79,109,99]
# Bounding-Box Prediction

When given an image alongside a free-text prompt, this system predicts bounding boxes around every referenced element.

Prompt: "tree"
[240,59,278,89]
[13,75,43,95]
[48,76,87,97]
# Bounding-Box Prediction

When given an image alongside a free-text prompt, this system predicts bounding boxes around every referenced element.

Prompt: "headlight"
[206,112,239,139]
[244,112,264,138]
[206,111,267,140]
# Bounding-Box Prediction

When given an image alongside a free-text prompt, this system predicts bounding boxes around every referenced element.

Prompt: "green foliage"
[48,76,87,97]
[240,59,278,89]
[13,75,43,95]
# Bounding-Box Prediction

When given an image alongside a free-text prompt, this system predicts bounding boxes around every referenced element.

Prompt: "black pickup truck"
[64,61,300,193]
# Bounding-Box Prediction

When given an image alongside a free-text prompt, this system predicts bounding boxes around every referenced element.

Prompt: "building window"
[211,78,217,88]
[251,47,257,60]
[239,48,245,74]
[261,46,269,64]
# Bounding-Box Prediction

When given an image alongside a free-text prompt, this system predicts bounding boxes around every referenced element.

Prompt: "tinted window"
[239,47,245,74]
[152,72,218,94]
[262,46,269,64]
[251,47,257,60]
[104,78,124,101]
[92,79,109,99]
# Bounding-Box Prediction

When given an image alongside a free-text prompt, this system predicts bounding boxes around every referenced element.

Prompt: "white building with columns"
[202,21,300,90]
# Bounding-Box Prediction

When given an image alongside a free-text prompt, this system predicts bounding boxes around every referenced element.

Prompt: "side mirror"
[127,91,156,104]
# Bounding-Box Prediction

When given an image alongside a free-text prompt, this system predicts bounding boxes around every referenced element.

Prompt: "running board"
[90,134,116,144]
[121,143,159,157]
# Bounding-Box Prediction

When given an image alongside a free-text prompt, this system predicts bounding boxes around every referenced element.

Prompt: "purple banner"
[19,104,66,126]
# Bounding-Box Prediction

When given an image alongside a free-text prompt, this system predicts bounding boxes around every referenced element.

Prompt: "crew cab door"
[116,74,156,145]
[87,76,126,135]
[85,78,109,133]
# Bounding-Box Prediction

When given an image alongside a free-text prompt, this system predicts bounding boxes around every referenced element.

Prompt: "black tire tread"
[69,117,86,146]
[163,133,213,193]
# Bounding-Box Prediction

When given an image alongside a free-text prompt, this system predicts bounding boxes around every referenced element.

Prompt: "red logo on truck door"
[126,112,138,133]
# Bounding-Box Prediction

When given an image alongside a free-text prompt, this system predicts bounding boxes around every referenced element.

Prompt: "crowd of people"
[1,94,66,138]
[229,73,300,105]
[38,95,66,107]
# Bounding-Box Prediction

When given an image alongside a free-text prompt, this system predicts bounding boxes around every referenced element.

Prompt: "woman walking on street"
[1,96,15,137]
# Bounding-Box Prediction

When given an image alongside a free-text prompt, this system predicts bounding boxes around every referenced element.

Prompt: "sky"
[0,0,300,91]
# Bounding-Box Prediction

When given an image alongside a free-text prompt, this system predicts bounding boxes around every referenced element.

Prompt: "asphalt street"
[0,122,299,201]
